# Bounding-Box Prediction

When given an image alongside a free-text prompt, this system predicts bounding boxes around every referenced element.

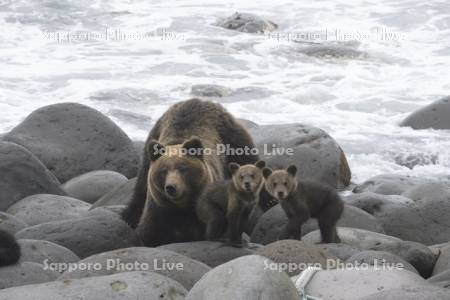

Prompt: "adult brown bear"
[122,99,259,246]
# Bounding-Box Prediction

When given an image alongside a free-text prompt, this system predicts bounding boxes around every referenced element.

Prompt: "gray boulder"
[91,178,136,209]
[360,285,450,300]
[0,262,59,289]
[15,208,141,258]
[62,170,128,203]
[0,142,64,211]
[0,271,187,300]
[59,247,211,290]
[300,268,432,300]
[433,242,450,275]
[303,227,437,278]
[346,250,418,274]
[353,174,433,195]
[216,12,278,34]
[186,255,298,300]
[4,103,139,182]
[7,194,91,226]
[400,96,450,130]
[255,240,337,276]
[316,243,362,261]
[18,239,79,266]
[158,241,257,268]
[0,212,28,234]
[428,269,450,289]
[251,204,383,245]
[249,123,351,188]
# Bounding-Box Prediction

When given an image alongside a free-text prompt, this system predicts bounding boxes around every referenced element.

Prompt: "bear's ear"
[255,160,266,169]
[182,137,204,160]
[229,162,240,175]
[286,165,297,177]
[146,140,165,162]
[262,167,272,179]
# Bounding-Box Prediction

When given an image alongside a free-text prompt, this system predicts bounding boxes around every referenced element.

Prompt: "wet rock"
[0,212,28,234]
[216,12,278,34]
[0,142,64,211]
[249,123,351,188]
[0,271,187,300]
[90,178,136,208]
[255,240,336,276]
[59,247,211,290]
[15,208,141,258]
[191,84,232,98]
[250,204,382,245]
[18,239,79,266]
[186,255,298,300]
[62,170,128,203]
[158,241,257,268]
[4,103,139,182]
[0,262,59,289]
[353,174,433,195]
[400,96,450,130]
[7,194,90,226]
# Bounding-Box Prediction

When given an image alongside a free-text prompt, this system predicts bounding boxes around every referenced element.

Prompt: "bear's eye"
[250,174,254,179]
[283,181,288,186]
[178,165,188,173]
[240,174,244,179]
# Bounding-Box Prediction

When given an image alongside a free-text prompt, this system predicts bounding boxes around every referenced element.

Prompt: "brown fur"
[263,165,344,243]
[197,161,265,247]
[122,99,258,246]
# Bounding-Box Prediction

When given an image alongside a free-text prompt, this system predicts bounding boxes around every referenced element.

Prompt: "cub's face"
[229,160,265,193]
[263,165,297,200]
[146,137,209,207]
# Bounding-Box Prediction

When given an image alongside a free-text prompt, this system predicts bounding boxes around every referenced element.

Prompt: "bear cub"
[197,161,265,247]
[263,165,344,243]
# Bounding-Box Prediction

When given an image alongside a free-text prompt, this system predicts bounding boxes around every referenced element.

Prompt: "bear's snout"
[165,184,178,197]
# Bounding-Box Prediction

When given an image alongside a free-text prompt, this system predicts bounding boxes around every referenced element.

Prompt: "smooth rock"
[316,243,362,261]
[433,242,450,275]
[0,271,187,300]
[0,212,28,234]
[360,285,450,300]
[0,142,64,211]
[346,187,450,246]
[18,239,79,266]
[4,103,139,182]
[400,96,450,130]
[158,241,256,268]
[186,255,298,300]
[346,250,418,274]
[216,12,278,34]
[301,268,429,300]
[428,269,450,289]
[7,194,90,226]
[303,227,437,278]
[15,208,141,258]
[353,174,432,195]
[59,247,211,290]
[249,123,351,188]
[255,240,336,276]
[62,171,128,204]
[91,178,136,209]
[0,262,59,289]
[251,204,383,245]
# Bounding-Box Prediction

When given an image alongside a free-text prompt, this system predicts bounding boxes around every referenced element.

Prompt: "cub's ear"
[182,136,204,160]
[262,167,272,179]
[146,140,165,162]
[286,165,297,177]
[228,162,240,175]
[255,160,266,169]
